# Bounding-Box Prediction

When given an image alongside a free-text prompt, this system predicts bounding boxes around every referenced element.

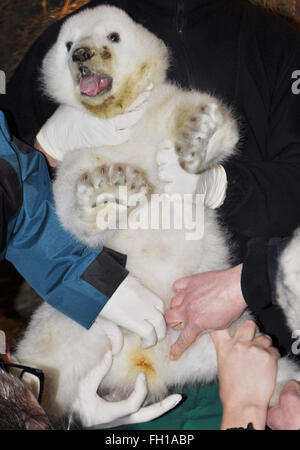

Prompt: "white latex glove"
[36,85,153,161]
[72,350,182,429]
[157,139,227,209]
[92,316,124,356]
[196,164,227,209]
[100,275,166,349]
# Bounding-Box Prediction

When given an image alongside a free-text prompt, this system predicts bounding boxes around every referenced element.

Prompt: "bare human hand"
[211,320,280,430]
[165,264,247,360]
[267,380,300,430]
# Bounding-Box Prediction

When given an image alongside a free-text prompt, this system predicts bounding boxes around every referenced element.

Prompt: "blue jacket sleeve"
[0,111,128,328]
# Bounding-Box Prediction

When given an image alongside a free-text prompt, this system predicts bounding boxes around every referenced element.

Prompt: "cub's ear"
[40,38,79,108]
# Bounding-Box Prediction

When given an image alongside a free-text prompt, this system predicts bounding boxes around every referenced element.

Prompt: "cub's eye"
[66,41,73,52]
[107,32,120,43]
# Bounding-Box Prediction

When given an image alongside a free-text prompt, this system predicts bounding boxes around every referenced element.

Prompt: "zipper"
[175,0,194,88]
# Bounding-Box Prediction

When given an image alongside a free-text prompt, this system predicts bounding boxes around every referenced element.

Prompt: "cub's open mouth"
[78,66,112,97]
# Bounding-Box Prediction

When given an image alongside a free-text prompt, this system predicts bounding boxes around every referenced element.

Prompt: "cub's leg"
[174,99,239,174]
[76,163,151,235]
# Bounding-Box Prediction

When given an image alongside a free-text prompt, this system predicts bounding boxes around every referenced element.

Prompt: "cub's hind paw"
[175,103,225,174]
[76,164,151,232]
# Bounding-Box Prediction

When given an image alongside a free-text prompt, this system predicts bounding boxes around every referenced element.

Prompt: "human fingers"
[280,379,300,396]
[210,328,231,349]
[164,301,186,329]
[253,334,273,349]
[170,292,185,309]
[234,320,258,342]
[170,325,200,360]
[173,276,191,291]
[266,381,300,430]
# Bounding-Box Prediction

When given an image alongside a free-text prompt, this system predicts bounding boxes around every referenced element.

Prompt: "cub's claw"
[76,163,151,232]
[175,103,225,174]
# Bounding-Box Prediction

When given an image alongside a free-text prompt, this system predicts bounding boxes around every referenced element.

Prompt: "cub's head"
[41,5,168,118]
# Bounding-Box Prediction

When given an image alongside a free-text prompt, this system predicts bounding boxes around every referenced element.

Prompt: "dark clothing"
[242,235,294,356]
[0,111,128,328]
[1,0,300,352]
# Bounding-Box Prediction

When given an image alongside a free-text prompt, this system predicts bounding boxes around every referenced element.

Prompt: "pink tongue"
[79,75,108,97]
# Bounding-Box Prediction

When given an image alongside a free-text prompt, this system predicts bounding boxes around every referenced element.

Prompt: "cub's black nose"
[72,47,94,63]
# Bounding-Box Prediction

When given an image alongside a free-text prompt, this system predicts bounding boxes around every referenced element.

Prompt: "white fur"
[276,229,300,332]
[14,5,300,421]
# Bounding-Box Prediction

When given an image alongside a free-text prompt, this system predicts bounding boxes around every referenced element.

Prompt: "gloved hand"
[36,85,153,161]
[100,274,167,349]
[196,164,227,209]
[72,350,182,428]
[92,316,124,356]
[157,139,227,209]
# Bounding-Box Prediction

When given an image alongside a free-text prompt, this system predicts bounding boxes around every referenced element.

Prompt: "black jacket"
[1,0,300,353]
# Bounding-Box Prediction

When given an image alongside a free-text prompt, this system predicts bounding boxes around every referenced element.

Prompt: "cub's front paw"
[76,164,151,232]
[175,102,226,174]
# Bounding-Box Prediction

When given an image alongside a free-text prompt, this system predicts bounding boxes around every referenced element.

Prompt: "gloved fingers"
[197,165,227,209]
[146,313,167,343]
[84,372,148,428]
[101,320,124,355]
[157,138,175,152]
[157,161,179,183]
[148,293,165,313]
[80,351,113,396]
[114,84,153,130]
[115,109,147,130]
[140,321,158,349]
[111,373,148,419]
[156,144,177,166]
[124,84,153,113]
[140,299,167,346]
[95,374,183,430]
[154,300,165,315]
[116,393,182,426]
[104,127,132,145]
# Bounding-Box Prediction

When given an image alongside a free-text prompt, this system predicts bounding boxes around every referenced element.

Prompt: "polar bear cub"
[14,5,300,419]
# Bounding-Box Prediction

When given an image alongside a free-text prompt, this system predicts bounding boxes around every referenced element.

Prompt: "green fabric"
[115,382,223,430]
